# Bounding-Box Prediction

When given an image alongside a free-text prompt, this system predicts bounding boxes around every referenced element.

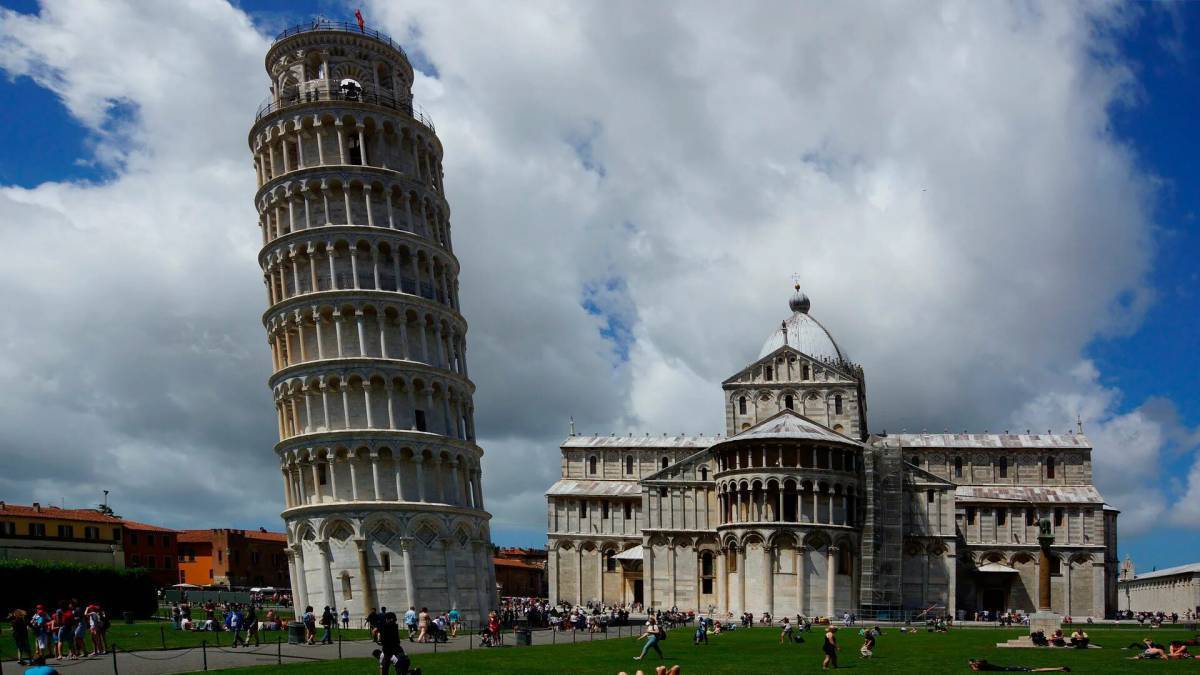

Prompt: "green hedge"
[0,559,156,617]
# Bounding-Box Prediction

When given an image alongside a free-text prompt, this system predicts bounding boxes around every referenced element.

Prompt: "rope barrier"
[120,648,198,661]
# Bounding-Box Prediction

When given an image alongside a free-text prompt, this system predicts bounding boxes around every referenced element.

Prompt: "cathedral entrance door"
[632,580,644,605]
[982,588,1006,616]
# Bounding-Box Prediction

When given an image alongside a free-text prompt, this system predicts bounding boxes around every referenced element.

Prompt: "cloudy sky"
[1,0,1197,569]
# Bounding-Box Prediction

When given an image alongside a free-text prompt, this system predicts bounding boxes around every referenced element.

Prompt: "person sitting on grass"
[860,630,875,658]
[1067,629,1088,649]
[1168,641,1191,659]
[1049,629,1066,647]
[967,659,1070,672]
[1128,643,1167,660]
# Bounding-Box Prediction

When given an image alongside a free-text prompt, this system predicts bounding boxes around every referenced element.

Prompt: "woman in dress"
[822,625,839,670]
[416,607,430,643]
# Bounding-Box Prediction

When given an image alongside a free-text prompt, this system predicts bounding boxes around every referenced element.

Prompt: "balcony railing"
[255,80,435,132]
[273,20,408,60]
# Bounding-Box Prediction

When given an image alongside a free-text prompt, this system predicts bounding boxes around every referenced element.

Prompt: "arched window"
[954,456,963,478]
[699,466,709,481]
[802,364,810,380]
[834,394,843,415]
[837,547,852,575]
[910,455,919,467]
[764,365,773,381]
[700,551,714,594]
[588,455,597,475]
[625,455,634,475]
[1046,456,1056,479]
[341,572,353,600]
[738,396,747,415]
[785,394,794,410]
[605,549,617,572]
[318,463,329,485]
[998,456,1008,479]
[661,456,669,469]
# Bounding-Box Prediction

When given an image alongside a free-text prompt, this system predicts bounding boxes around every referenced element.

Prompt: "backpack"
[657,625,667,640]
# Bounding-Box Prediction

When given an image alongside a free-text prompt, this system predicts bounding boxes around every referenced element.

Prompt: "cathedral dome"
[758,286,848,362]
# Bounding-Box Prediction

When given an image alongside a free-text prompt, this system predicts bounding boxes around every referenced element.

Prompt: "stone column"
[575,545,583,606]
[597,547,605,606]
[290,546,308,617]
[737,546,746,614]
[401,538,416,609]
[371,454,381,500]
[644,543,655,610]
[444,539,459,610]
[318,541,336,610]
[796,546,807,616]
[547,546,559,606]
[764,544,775,616]
[826,546,838,616]
[716,548,727,614]
[668,541,677,609]
[355,539,373,616]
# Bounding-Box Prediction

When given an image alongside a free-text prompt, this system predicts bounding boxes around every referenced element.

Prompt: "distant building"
[0,501,124,567]
[1118,558,1200,616]
[178,529,289,588]
[122,520,180,587]
[493,548,548,597]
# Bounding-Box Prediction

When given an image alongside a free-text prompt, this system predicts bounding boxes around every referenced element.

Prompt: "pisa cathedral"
[547,287,1120,619]
[249,22,494,622]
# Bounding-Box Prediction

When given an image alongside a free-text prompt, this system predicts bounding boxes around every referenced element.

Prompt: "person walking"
[416,607,430,643]
[228,606,246,647]
[448,607,460,637]
[319,606,334,644]
[822,625,840,670]
[403,607,417,641]
[341,607,350,630]
[7,608,32,665]
[634,615,665,662]
[246,606,260,647]
[302,606,316,645]
[377,612,409,675]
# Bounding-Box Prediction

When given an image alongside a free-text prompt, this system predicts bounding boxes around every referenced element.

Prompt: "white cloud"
[0,0,1192,546]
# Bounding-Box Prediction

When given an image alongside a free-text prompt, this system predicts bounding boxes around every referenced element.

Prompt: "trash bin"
[514,627,532,646]
[288,622,307,645]
[123,611,135,625]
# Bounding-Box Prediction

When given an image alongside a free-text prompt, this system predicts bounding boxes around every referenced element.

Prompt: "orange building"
[0,501,125,567]
[121,520,180,587]
[178,528,289,588]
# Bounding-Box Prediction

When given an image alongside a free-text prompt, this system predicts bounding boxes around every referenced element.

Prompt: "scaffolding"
[859,443,904,615]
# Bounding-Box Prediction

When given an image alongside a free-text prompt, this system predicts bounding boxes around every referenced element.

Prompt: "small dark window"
[954,456,963,478]
[1046,457,1056,479]
[625,455,634,475]
[318,463,328,485]
[911,455,920,467]
[382,553,391,572]
[699,466,709,480]
[605,550,617,572]
[834,395,843,415]
[738,396,747,415]
[661,456,669,469]
[415,409,427,431]
[785,394,794,410]
[57,525,74,539]
[601,501,609,519]
[130,533,139,545]
[1054,508,1064,527]
[579,501,587,518]
[764,366,773,381]
[132,554,141,567]
[1049,556,1061,576]
[802,364,810,379]
[998,510,1007,526]
[659,487,667,497]
[966,507,976,525]
[926,489,934,503]
[1025,508,1036,526]
[29,523,46,537]
[999,456,1008,478]
[588,456,597,475]
[624,503,632,520]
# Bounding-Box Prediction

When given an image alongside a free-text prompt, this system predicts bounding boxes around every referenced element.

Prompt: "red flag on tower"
[355,9,365,31]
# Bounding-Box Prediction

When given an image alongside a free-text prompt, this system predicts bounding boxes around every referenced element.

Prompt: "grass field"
[182,625,1200,674]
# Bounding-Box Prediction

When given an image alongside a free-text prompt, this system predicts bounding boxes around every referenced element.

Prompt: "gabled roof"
[562,434,718,449]
[721,345,857,386]
[715,409,861,447]
[546,480,642,498]
[641,447,714,483]
[903,462,955,487]
[1129,562,1200,582]
[120,519,178,533]
[954,485,1105,504]
[879,433,1090,449]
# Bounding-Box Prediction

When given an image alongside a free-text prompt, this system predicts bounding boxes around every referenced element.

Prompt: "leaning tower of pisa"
[248,20,494,622]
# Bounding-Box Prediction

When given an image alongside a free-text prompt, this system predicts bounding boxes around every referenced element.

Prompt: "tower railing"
[255,80,435,132]
[273,20,408,60]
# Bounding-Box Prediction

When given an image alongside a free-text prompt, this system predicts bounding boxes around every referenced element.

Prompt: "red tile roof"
[0,502,123,524]
[177,528,287,544]
[493,558,542,570]
[120,519,178,533]
[244,530,287,543]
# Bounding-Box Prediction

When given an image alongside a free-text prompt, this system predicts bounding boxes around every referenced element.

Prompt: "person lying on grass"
[967,659,1070,672]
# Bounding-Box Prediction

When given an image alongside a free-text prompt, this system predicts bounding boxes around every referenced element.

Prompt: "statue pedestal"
[996,612,1062,648]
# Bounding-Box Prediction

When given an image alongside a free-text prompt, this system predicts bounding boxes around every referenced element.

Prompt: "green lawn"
[182,625,1200,674]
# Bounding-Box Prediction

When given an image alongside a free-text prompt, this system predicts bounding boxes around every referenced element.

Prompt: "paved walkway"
[0,626,643,674]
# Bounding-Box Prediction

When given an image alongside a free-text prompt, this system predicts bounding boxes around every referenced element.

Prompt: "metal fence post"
[277,636,282,665]
[111,644,118,675]
[338,629,342,659]
[202,640,208,671]
[160,625,166,649]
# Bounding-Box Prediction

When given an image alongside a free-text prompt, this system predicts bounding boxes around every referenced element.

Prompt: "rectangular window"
[209,569,214,579]
[579,501,587,518]
[84,526,100,540]
[966,507,976,525]
[318,463,328,485]
[29,523,46,537]
[146,556,156,569]
[1,521,15,536]
[999,457,1008,479]
[113,528,121,542]
[601,502,609,519]
[382,553,391,572]
[415,409,427,431]
[624,503,632,520]
[1054,508,1064,527]
[926,489,934,504]
[129,532,139,545]
[1049,556,1061,576]
[738,398,747,415]
[165,556,173,568]
[233,550,241,564]
[251,551,260,565]
[834,395,843,415]
[764,366,773,381]
[218,550,223,562]
[702,578,713,594]
[997,510,1007,526]
[1026,508,1036,527]
[57,525,74,539]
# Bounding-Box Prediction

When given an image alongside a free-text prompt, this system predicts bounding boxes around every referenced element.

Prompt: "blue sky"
[0,1,1197,569]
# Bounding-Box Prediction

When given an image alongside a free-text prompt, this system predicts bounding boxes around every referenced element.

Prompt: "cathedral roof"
[718,409,861,447]
[954,485,1104,504]
[545,479,643,498]
[758,285,848,363]
[879,433,1090,449]
[562,434,718,449]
